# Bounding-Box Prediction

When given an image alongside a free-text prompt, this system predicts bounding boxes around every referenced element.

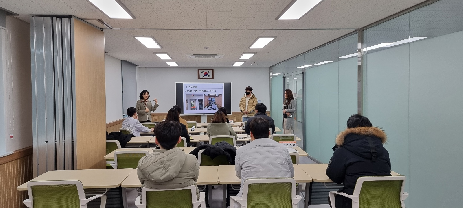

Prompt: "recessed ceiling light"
[294,78,298,79]
[278,0,323,20]
[156,53,171,60]
[250,37,275,49]
[240,53,255,60]
[135,37,161,49]
[166,62,178,67]
[233,62,245,67]
[88,0,134,19]
[303,65,312,68]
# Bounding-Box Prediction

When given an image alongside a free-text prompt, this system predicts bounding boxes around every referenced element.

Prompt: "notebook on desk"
[287,147,298,154]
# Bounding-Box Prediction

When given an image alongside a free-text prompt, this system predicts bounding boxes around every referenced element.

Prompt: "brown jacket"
[136,99,159,122]
[207,123,237,137]
[239,94,258,116]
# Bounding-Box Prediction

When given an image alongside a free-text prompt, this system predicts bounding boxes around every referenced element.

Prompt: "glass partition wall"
[270,0,463,207]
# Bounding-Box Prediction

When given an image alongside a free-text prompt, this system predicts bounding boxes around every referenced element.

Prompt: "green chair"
[230,178,302,208]
[135,185,205,208]
[329,176,409,208]
[142,123,156,129]
[114,150,149,169]
[177,137,187,147]
[120,129,131,135]
[187,121,197,129]
[198,150,230,166]
[23,180,106,208]
[271,134,296,142]
[289,153,299,164]
[106,140,121,169]
[210,135,236,146]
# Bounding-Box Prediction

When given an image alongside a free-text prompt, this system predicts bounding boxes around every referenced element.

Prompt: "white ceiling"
[0,0,427,67]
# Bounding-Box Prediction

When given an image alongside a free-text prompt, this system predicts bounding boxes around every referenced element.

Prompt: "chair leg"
[100,194,107,208]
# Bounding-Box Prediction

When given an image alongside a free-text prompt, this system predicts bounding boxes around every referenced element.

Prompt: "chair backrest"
[187,121,197,128]
[289,153,299,164]
[106,140,121,155]
[27,180,85,207]
[271,134,295,142]
[141,185,199,208]
[242,179,296,208]
[120,129,131,135]
[114,151,149,169]
[198,149,230,166]
[210,135,236,146]
[142,123,156,129]
[354,176,406,208]
[177,137,187,147]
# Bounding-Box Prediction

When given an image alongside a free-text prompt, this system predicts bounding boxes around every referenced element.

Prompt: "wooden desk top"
[121,166,219,188]
[127,136,154,144]
[275,127,281,132]
[190,135,209,143]
[232,127,245,134]
[105,147,196,160]
[196,123,243,128]
[188,128,208,134]
[17,169,133,191]
[298,164,331,182]
[218,165,312,184]
[293,146,308,157]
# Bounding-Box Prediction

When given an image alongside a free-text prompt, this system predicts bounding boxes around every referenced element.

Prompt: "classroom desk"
[127,136,154,144]
[188,128,208,134]
[17,169,133,191]
[190,135,210,143]
[217,165,312,208]
[104,147,196,160]
[232,127,246,134]
[196,123,243,128]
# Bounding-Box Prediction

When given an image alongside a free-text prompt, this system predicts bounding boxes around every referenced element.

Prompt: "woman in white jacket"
[283,89,296,134]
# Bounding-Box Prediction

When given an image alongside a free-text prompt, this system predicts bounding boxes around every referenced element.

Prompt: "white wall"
[121,61,137,114]
[137,67,270,113]
[104,55,122,122]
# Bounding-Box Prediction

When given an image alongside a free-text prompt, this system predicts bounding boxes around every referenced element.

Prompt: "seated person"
[165,108,191,146]
[207,111,236,137]
[245,103,275,135]
[235,117,294,197]
[218,107,230,123]
[172,105,188,127]
[122,107,154,137]
[326,114,391,208]
[137,121,199,189]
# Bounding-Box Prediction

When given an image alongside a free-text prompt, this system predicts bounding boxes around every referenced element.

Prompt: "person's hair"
[211,111,227,123]
[249,117,270,139]
[139,90,149,100]
[154,121,182,150]
[245,86,253,91]
[172,105,182,114]
[255,103,267,113]
[347,114,373,128]
[165,108,180,122]
[284,89,294,105]
[127,107,137,117]
[218,107,228,116]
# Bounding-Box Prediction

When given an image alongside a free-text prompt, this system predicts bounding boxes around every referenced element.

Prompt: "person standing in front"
[136,90,159,123]
[283,89,296,134]
[239,86,258,123]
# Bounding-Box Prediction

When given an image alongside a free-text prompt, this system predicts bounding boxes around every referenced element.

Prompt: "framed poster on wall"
[198,69,214,79]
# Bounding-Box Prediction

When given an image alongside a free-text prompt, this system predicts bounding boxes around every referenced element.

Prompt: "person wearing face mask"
[239,86,258,123]
[136,90,159,123]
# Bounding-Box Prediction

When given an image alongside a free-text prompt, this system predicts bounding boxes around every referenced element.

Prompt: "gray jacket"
[136,99,159,122]
[137,148,199,189]
[207,123,237,137]
[121,117,151,137]
[284,99,296,117]
[235,138,294,192]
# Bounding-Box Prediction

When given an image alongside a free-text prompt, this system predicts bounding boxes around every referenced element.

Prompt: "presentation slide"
[176,82,231,114]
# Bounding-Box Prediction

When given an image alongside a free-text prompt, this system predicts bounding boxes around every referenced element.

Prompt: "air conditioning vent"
[189,54,223,59]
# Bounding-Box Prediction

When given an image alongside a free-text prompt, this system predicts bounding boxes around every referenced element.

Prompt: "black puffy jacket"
[326,127,391,195]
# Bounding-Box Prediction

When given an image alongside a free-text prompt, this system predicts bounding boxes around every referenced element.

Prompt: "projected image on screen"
[183,83,224,114]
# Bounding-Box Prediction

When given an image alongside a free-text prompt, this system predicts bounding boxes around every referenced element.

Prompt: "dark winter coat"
[244,112,275,135]
[326,127,391,195]
[189,142,237,165]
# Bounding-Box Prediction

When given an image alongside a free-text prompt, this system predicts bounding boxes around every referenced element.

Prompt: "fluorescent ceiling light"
[156,53,171,60]
[135,37,161,49]
[303,65,312,67]
[339,37,427,59]
[294,78,298,79]
[314,61,333,66]
[166,62,178,67]
[233,62,245,67]
[250,37,275,49]
[278,0,323,20]
[240,53,255,60]
[88,0,133,19]
[339,53,358,59]
[297,66,305,69]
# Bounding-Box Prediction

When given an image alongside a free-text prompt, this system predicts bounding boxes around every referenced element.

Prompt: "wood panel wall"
[0,147,33,208]
[73,18,106,169]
